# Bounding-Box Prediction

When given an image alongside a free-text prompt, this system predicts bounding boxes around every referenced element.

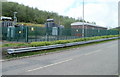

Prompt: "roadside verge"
[2,36,119,61]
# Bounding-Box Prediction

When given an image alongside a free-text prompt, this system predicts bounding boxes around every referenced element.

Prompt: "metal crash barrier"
[7,37,118,54]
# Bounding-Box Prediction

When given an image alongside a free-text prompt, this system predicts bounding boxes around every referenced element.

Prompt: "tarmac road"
[2,40,118,75]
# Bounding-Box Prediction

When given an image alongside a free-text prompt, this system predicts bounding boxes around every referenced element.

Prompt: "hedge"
[2,35,118,47]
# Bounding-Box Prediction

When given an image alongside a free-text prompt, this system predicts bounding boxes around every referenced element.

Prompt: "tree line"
[2,2,95,28]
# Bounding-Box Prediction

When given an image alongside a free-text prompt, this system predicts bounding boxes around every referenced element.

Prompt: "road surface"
[2,40,118,75]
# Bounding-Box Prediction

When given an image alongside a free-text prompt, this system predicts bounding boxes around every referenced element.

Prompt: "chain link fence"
[2,26,119,42]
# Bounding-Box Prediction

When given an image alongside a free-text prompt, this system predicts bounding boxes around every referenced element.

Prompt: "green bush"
[2,43,29,47]
[16,43,29,47]
[3,43,12,47]
[53,40,71,44]
[29,41,53,47]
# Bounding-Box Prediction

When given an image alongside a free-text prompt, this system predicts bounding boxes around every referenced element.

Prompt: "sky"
[6,0,119,28]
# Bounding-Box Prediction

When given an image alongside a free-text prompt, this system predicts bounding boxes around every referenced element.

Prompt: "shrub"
[3,43,11,47]
[53,40,71,44]
[2,43,29,47]
[29,41,53,47]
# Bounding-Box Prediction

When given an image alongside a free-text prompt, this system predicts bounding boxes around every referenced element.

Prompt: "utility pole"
[82,0,85,38]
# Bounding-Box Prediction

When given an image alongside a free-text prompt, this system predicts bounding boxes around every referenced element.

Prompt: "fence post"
[35,26,37,41]
[25,26,28,42]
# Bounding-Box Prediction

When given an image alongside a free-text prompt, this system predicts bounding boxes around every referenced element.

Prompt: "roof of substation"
[71,22,107,29]
[1,16,12,20]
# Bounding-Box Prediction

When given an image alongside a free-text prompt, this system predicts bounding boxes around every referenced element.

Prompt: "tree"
[2,1,90,27]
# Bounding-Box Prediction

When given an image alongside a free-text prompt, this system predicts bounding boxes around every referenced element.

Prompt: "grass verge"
[2,35,118,48]
[3,38,118,60]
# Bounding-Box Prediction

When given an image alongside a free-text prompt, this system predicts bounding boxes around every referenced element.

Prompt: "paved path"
[2,40,118,75]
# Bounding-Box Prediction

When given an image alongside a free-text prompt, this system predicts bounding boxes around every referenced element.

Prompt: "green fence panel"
[2,26,119,42]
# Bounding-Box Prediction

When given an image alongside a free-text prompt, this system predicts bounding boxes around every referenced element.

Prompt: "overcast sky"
[7,0,119,28]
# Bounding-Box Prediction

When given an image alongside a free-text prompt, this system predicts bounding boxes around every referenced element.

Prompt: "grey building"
[71,22,107,30]
[1,16,13,27]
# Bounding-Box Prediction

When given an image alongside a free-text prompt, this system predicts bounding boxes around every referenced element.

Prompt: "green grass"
[2,35,119,48]
[3,38,117,59]
[18,22,45,27]
[2,43,29,47]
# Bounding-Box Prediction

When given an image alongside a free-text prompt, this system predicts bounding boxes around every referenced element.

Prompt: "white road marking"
[84,50,101,56]
[27,59,72,72]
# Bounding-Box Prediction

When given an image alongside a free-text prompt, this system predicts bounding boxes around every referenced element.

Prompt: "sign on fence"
[52,27,58,35]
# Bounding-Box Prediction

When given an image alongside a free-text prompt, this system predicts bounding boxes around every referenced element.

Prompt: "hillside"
[2,2,87,28]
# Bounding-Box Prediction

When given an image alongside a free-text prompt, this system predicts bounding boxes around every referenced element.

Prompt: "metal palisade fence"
[2,26,119,42]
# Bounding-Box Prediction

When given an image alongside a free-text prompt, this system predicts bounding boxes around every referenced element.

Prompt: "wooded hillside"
[2,2,88,28]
